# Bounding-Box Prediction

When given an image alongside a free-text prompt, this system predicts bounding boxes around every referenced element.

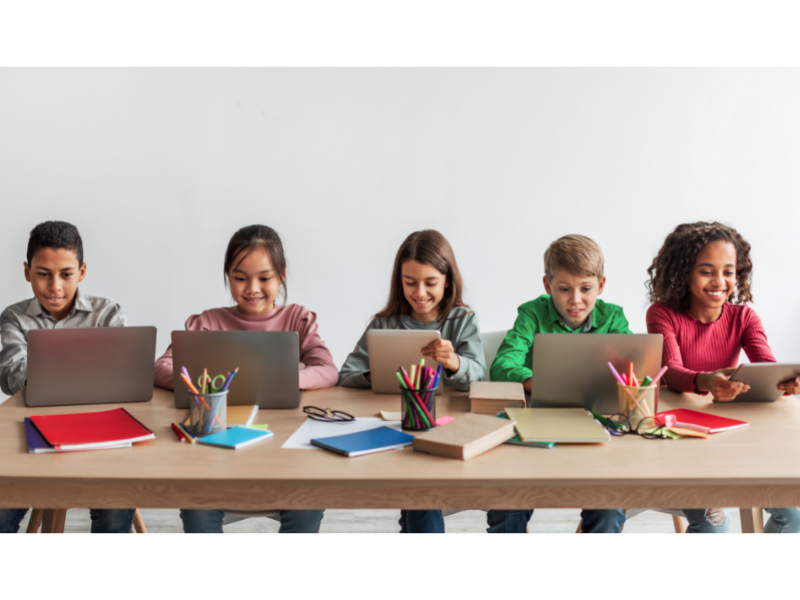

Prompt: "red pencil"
[171,422,187,442]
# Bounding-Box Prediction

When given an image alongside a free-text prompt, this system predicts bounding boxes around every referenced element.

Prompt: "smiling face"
[228,248,285,317]
[24,248,86,321]
[543,270,605,330]
[401,260,447,323]
[688,240,737,322]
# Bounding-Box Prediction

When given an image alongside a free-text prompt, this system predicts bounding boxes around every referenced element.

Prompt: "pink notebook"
[655,409,749,433]
[30,408,155,450]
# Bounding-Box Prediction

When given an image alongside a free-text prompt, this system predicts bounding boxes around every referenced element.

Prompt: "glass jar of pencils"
[189,391,228,437]
[617,383,657,429]
[401,387,437,431]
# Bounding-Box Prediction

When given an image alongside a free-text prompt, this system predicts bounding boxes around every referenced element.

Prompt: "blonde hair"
[544,234,604,281]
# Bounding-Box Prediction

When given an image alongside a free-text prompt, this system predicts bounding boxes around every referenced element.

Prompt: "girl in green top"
[338,229,486,534]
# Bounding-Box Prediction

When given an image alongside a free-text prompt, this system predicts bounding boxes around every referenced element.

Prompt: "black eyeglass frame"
[590,412,668,439]
[303,405,356,422]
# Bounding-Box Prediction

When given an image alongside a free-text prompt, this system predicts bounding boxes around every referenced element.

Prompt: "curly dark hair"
[27,221,84,266]
[646,221,753,313]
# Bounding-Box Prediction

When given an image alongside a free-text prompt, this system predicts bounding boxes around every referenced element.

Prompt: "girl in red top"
[646,221,800,533]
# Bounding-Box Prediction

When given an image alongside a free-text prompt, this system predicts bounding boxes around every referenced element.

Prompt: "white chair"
[481,330,508,379]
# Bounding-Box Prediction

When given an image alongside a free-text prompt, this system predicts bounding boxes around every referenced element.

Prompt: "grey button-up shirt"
[0,290,126,396]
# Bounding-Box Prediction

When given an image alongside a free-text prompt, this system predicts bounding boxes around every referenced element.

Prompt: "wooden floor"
[13,507,746,533]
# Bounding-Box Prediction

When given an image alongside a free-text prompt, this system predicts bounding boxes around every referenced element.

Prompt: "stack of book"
[24,408,156,453]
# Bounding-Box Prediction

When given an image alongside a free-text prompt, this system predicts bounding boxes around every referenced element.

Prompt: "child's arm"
[337,322,377,388]
[422,312,486,391]
[739,308,800,394]
[489,304,537,385]
[646,303,702,393]
[0,308,28,396]
[153,313,209,390]
[295,309,339,390]
[100,302,127,328]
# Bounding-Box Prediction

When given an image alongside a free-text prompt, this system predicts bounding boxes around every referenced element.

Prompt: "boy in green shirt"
[488,234,629,533]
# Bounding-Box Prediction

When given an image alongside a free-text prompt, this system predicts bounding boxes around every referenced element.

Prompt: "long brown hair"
[646,221,753,313]
[376,230,470,325]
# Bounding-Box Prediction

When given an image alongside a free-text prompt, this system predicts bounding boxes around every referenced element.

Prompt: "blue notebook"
[198,426,273,449]
[311,426,414,457]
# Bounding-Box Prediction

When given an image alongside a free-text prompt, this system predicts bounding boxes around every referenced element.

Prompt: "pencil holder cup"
[189,391,228,437]
[617,384,657,429]
[401,388,437,431]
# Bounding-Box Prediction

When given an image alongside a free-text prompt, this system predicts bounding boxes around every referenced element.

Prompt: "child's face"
[688,240,737,315]
[543,270,605,330]
[229,248,284,317]
[401,259,447,323]
[24,248,86,320]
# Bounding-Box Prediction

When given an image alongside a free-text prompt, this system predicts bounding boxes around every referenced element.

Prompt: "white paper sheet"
[282,417,403,450]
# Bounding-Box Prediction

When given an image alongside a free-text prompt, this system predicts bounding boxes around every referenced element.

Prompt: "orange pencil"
[629,363,637,387]
[180,374,223,427]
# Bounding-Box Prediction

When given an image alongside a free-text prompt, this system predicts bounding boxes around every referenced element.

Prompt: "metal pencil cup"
[189,391,228,437]
[401,388,437,431]
[617,384,656,429]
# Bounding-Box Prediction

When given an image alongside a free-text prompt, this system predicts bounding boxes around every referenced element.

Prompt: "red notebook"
[30,408,155,450]
[655,409,749,433]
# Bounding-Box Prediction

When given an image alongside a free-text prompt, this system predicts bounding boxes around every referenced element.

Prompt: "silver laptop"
[530,333,663,414]
[366,330,442,394]
[25,326,157,407]
[171,331,300,409]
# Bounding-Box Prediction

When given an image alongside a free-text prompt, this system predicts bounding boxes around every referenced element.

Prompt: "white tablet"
[726,363,800,403]
[366,330,442,394]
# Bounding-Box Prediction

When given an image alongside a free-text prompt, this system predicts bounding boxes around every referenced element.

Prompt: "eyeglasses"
[591,412,674,439]
[303,406,355,423]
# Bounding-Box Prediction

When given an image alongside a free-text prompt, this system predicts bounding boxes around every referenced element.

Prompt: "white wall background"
[1,68,799,390]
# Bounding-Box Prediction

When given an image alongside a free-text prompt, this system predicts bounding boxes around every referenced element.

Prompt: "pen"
[175,422,197,444]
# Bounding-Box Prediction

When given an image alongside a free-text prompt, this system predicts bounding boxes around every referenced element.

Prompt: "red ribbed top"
[645,301,776,393]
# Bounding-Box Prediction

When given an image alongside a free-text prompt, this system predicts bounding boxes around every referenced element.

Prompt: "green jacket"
[490,294,632,383]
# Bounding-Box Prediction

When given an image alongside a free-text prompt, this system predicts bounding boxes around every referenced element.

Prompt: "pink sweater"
[645,301,776,393]
[154,304,338,391]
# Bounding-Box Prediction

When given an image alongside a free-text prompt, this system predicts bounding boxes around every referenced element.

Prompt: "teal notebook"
[495,412,554,448]
[198,426,273,449]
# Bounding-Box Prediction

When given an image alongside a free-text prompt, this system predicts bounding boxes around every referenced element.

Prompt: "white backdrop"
[1,68,799,396]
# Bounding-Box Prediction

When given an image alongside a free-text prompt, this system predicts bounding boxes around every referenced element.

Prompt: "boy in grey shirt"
[0,221,133,534]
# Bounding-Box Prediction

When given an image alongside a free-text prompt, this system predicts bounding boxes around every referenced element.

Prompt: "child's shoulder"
[1,298,36,320]
[646,301,678,319]
[593,297,627,318]
[79,292,122,313]
[518,294,552,314]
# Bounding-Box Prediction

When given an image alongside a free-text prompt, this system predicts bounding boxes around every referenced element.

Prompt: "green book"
[495,412,555,448]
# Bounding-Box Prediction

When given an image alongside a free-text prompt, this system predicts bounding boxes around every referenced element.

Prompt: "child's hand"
[421,339,460,372]
[697,368,750,402]
[778,376,800,396]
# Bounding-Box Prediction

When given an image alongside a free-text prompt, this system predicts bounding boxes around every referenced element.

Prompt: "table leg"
[41,509,67,533]
[739,507,765,533]
[26,509,43,533]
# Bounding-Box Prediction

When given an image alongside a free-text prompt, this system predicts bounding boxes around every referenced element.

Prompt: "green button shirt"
[489,294,632,383]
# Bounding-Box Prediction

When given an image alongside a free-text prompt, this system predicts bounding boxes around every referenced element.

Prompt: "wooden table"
[2,386,799,533]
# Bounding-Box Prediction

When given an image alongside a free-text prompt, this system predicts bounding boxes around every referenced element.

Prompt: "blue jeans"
[486,509,626,533]
[399,510,445,533]
[0,508,135,533]
[764,508,800,533]
[180,509,324,533]
[682,508,730,533]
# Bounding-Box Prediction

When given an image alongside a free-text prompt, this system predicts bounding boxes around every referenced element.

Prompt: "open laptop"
[530,333,663,414]
[171,331,301,409]
[25,326,157,407]
[366,330,441,394]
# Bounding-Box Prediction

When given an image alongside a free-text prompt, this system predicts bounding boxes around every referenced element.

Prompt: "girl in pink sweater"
[154,224,337,534]
[646,221,800,533]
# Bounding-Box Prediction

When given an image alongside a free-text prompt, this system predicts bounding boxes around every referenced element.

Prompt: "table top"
[2,386,799,510]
